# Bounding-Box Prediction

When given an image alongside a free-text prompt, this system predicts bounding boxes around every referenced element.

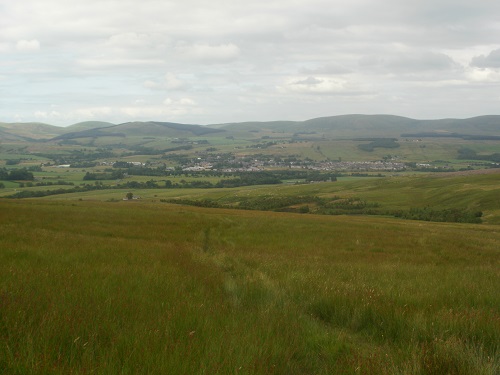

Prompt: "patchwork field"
[1,199,498,374]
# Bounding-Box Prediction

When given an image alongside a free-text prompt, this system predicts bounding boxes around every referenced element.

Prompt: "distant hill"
[0,122,65,139]
[64,121,116,133]
[212,115,500,138]
[50,121,225,141]
[209,120,299,131]
[0,127,35,142]
[2,115,499,141]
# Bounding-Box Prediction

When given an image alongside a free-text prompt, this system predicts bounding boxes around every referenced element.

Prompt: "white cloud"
[299,63,352,75]
[280,76,369,96]
[34,110,61,119]
[0,43,11,53]
[165,73,187,90]
[116,97,200,119]
[164,97,196,106]
[465,68,500,83]
[16,39,40,52]
[74,107,114,119]
[144,73,189,91]
[175,43,240,63]
[160,97,198,116]
[77,58,164,69]
[107,32,154,49]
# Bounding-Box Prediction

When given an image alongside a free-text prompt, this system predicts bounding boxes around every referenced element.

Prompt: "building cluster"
[179,155,406,172]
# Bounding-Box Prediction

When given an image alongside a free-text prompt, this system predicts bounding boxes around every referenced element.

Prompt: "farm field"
[1,199,499,374]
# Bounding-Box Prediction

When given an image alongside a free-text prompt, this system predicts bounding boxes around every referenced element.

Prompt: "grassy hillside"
[22,170,498,224]
[64,121,116,132]
[0,122,65,139]
[0,200,498,374]
[52,121,226,141]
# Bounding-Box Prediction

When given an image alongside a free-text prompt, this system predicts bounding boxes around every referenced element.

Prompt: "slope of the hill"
[64,121,116,132]
[0,122,65,139]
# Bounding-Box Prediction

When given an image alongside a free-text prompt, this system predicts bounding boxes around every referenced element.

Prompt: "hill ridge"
[1,114,499,140]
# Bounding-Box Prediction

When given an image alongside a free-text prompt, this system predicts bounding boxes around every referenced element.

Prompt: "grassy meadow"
[1,199,499,374]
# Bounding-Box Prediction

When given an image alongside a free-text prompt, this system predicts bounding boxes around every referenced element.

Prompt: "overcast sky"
[1,0,500,126]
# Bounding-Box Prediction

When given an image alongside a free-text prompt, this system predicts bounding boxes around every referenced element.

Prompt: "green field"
[1,199,499,374]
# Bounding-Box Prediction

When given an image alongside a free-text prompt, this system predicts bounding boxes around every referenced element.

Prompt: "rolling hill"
[1,115,498,142]
[0,122,65,140]
[65,121,117,132]
[50,121,225,141]
[212,114,500,138]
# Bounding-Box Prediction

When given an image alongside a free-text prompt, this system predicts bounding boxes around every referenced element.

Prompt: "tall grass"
[1,200,499,373]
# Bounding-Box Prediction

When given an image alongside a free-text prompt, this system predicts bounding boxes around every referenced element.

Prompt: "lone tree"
[126,192,134,200]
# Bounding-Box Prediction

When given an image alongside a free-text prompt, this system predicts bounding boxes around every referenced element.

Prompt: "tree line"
[0,168,34,181]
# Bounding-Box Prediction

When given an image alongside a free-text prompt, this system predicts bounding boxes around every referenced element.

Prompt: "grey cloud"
[294,77,323,85]
[358,52,457,75]
[386,52,457,72]
[471,49,500,69]
[1,0,500,125]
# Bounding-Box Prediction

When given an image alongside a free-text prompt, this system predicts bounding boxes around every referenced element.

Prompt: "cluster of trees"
[24,180,74,187]
[108,168,338,184]
[314,197,381,215]
[227,170,337,182]
[246,141,277,149]
[7,184,108,198]
[358,138,400,152]
[118,180,162,189]
[402,132,500,141]
[160,198,224,208]
[161,195,318,211]
[69,162,97,168]
[458,148,500,163]
[119,166,166,177]
[83,170,124,180]
[405,163,458,173]
[393,207,483,223]
[163,195,483,224]
[162,195,378,214]
[0,168,34,181]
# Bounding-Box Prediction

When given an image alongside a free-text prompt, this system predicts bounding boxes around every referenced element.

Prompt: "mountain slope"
[0,122,65,139]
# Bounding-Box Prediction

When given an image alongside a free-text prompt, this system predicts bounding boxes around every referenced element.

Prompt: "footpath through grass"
[0,200,499,374]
